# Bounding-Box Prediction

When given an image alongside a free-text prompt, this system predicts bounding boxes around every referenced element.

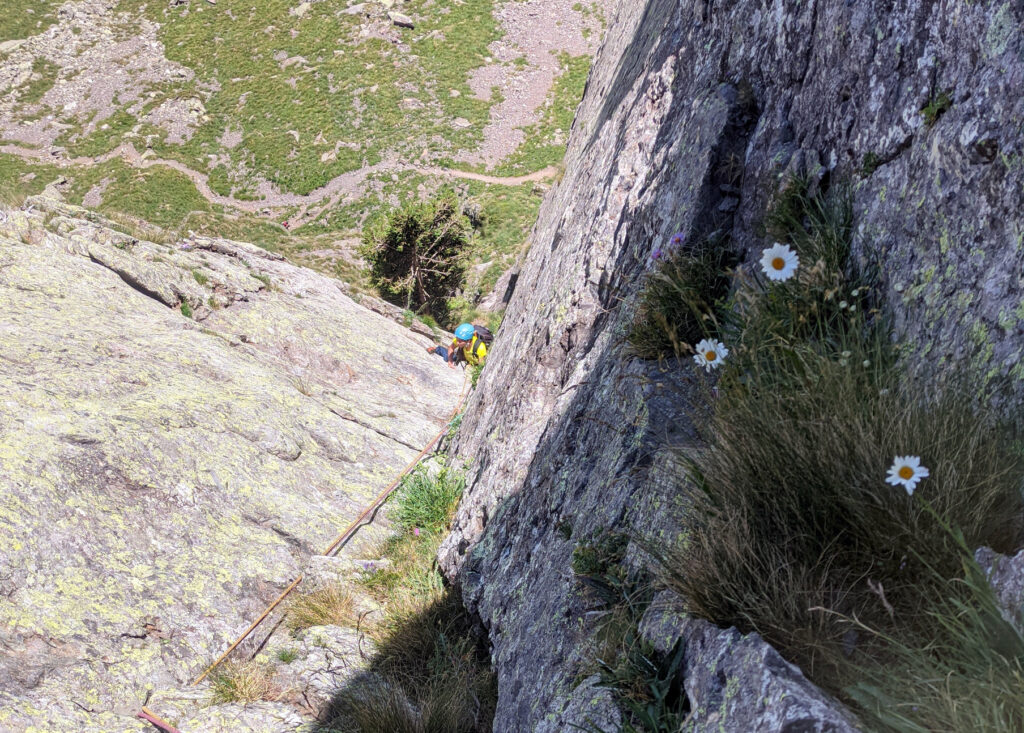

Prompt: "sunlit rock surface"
[0,195,461,731]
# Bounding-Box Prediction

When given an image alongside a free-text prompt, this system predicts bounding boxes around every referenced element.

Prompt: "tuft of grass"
[286,585,359,631]
[192,269,209,286]
[389,463,466,536]
[860,151,881,177]
[921,89,953,128]
[628,236,733,360]
[250,272,272,288]
[668,353,1024,683]
[845,544,1024,733]
[207,660,281,704]
[275,648,300,664]
[180,301,193,319]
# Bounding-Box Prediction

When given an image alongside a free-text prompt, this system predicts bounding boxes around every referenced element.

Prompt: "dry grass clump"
[208,660,282,705]
[286,585,360,631]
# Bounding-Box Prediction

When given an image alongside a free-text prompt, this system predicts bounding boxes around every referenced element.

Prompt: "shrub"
[360,188,470,325]
[208,660,280,704]
[627,237,732,360]
[286,585,359,631]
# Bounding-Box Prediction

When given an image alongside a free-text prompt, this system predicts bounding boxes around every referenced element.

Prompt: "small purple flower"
[670,232,685,247]
[413,527,420,537]
[649,248,664,261]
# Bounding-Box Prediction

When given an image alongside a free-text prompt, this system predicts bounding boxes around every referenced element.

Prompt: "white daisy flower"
[885,455,930,495]
[693,338,728,371]
[760,242,800,281]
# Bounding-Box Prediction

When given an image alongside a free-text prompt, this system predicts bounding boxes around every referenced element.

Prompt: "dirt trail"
[1,142,556,223]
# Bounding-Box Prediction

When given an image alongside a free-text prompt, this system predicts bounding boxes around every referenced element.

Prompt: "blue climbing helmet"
[454,323,475,341]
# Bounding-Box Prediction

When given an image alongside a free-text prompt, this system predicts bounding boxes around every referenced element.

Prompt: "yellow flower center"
[898,466,914,480]
[772,256,786,270]
[705,350,717,361]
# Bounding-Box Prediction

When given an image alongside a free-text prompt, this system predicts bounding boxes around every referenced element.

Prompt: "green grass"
[65,110,141,159]
[571,533,689,732]
[117,0,505,196]
[389,463,466,536]
[922,89,953,127]
[0,0,62,43]
[0,153,59,206]
[846,545,1024,732]
[17,58,59,106]
[275,648,300,664]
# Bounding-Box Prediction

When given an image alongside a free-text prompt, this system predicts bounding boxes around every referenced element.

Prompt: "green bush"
[360,188,470,325]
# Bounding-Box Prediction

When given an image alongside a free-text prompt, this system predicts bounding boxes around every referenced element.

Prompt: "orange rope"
[190,374,469,686]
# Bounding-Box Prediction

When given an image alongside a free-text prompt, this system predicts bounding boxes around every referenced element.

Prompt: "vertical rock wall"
[440,0,1024,730]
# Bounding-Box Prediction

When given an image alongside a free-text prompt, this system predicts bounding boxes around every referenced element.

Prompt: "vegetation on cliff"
[621,178,1024,731]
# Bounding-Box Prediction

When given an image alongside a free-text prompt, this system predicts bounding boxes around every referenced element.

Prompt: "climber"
[426,322,491,369]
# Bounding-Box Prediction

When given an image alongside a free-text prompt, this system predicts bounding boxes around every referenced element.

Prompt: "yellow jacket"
[451,334,487,366]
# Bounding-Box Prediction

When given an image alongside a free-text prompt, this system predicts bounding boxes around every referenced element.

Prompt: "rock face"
[441,0,1024,730]
[0,196,461,730]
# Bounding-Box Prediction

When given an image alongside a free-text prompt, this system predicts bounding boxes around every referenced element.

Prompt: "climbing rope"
[137,372,470,730]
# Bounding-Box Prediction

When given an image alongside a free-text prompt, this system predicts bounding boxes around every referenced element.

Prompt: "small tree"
[360,189,470,324]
